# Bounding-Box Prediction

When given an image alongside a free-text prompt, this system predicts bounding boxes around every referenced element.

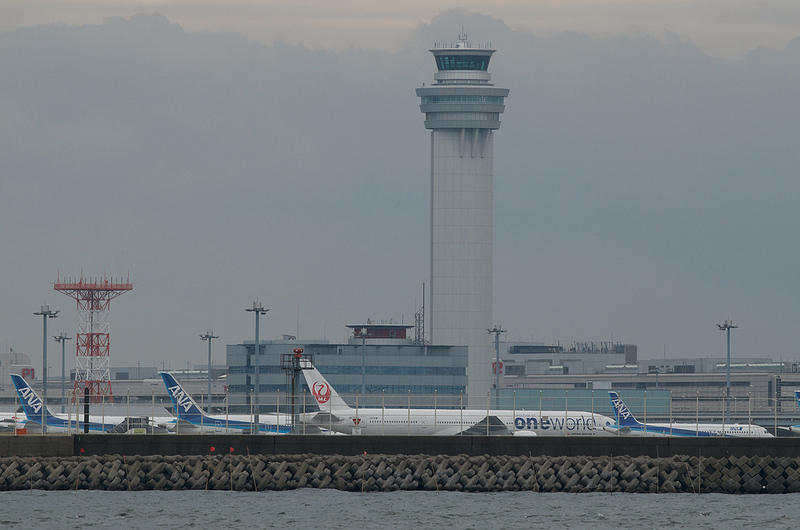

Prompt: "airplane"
[299,364,616,436]
[160,372,293,434]
[10,373,136,433]
[0,407,25,433]
[606,391,773,437]
[786,390,800,435]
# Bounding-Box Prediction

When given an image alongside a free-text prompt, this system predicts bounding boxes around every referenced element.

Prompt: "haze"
[1,5,798,373]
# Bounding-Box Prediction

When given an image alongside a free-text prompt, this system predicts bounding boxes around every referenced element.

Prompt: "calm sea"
[6,489,799,529]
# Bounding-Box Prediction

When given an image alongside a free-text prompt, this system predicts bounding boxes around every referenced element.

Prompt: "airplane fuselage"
[303,408,614,436]
[168,414,292,434]
[605,421,772,438]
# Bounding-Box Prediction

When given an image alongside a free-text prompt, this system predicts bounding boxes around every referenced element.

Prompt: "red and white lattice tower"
[54,274,133,403]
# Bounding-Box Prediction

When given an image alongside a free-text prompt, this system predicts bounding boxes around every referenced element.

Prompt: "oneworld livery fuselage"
[300,365,614,436]
[10,373,123,433]
[160,372,292,434]
[607,391,772,437]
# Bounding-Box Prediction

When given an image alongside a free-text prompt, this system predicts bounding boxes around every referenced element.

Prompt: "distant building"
[0,348,35,386]
[502,341,637,377]
[498,342,800,416]
[226,322,468,412]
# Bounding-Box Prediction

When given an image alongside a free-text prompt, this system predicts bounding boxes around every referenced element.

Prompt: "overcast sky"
[4,0,800,59]
[1,4,799,376]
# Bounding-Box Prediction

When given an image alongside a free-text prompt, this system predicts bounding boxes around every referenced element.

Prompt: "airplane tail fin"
[160,372,206,422]
[301,366,351,410]
[795,390,800,411]
[10,374,55,423]
[608,391,643,427]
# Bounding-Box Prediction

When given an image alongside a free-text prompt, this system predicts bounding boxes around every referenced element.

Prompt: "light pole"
[246,302,268,430]
[200,331,218,409]
[488,325,507,409]
[34,305,58,432]
[361,327,367,397]
[649,367,659,389]
[54,332,72,413]
[717,319,738,426]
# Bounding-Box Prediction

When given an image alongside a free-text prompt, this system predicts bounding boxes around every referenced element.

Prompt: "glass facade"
[225,340,468,410]
[328,384,465,395]
[435,54,491,71]
[317,365,465,376]
[229,365,283,375]
[420,95,504,105]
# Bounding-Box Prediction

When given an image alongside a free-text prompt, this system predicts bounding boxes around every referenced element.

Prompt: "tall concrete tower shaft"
[416,36,508,399]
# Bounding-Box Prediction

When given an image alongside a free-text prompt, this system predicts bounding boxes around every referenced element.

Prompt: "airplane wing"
[603,424,634,435]
[457,416,516,436]
[163,418,201,433]
[300,411,346,425]
[0,419,18,433]
[107,417,172,434]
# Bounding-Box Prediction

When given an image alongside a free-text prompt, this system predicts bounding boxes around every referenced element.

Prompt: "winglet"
[10,373,54,423]
[608,391,642,427]
[301,366,352,410]
[160,372,205,422]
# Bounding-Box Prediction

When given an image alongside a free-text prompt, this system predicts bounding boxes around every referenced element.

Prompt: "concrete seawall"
[2,453,799,493]
[69,434,800,459]
[3,435,800,493]
[4,434,800,459]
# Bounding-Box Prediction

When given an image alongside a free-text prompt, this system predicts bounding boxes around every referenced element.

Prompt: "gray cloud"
[1,11,798,374]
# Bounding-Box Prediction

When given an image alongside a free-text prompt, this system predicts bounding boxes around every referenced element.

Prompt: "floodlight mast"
[488,325,506,409]
[246,302,268,430]
[200,331,218,409]
[717,319,738,427]
[34,305,59,432]
[54,332,72,413]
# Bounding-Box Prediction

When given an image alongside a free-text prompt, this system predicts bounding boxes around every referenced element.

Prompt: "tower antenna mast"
[55,274,133,403]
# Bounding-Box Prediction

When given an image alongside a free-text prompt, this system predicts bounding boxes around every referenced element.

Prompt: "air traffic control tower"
[416,35,509,400]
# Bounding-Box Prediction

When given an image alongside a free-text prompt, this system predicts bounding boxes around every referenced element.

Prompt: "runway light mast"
[246,302,268,430]
[34,304,58,432]
[200,331,218,408]
[717,319,738,427]
[54,331,72,413]
[488,325,506,408]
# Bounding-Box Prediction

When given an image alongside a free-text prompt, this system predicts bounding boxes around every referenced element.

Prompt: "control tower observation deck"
[416,36,509,399]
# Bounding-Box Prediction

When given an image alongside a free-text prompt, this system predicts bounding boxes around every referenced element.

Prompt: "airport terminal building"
[225,322,468,412]
[497,342,800,417]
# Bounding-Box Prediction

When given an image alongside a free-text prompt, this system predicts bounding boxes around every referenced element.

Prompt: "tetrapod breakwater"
[3,453,800,493]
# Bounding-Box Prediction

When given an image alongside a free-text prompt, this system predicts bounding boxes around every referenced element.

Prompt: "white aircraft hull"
[300,365,614,436]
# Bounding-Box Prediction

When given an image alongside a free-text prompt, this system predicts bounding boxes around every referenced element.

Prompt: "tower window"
[436,55,491,71]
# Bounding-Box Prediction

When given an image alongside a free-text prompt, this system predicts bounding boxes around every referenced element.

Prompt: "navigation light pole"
[246,303,268,430]
[34,305,58,432]
[200,331,218,409]
[717,319,738,426]
[488,325,506,408]
[54,332,71,413]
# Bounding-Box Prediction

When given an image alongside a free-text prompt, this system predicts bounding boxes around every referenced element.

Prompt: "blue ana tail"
[795,390,800,411]
[160,372,205,422]
[608,391,643,427]
[10,374,54,423]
